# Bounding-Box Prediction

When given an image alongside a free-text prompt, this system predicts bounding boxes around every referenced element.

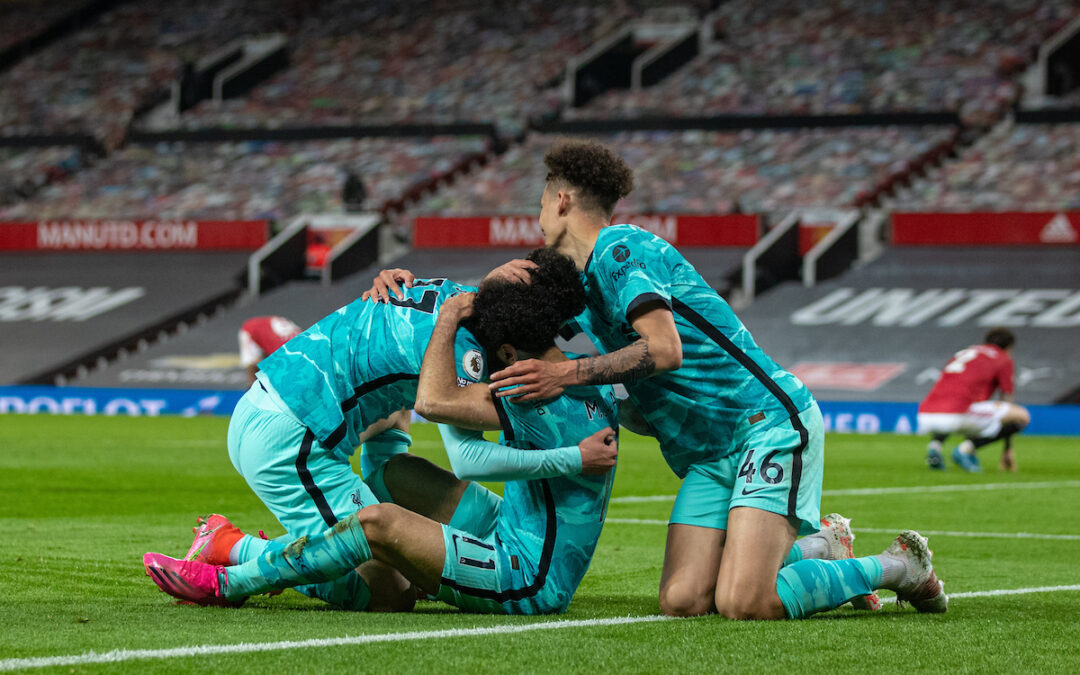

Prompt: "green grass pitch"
[1,415,1079,673]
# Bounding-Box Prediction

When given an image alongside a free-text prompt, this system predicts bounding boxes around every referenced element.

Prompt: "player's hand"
[361,268,416,302]
[483,259,537,285]
[489,359,572,401]
[441,292,475,321]
[579,427,617,475]
[999,447,1017,472]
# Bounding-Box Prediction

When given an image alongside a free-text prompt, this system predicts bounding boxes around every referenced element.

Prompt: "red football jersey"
[239,316,301,365]
[918,343,1014,414]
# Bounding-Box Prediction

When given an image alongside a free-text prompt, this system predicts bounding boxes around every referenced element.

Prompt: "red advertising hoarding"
[0,220,268,251]
[893,212,1080,245]
[412,214,760,248]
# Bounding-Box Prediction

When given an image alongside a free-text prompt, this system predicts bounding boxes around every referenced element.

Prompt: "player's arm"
[414,293,501,431]
[999,357,1016,403]
[361,259,538,303]
[439,423,616,480]
[490,301,682,401]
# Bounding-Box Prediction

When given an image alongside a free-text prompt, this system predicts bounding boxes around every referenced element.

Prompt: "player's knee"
[714,586,783,621]
[659,581,713,617]
[1012,406,1030,428]
[355,502,404,545]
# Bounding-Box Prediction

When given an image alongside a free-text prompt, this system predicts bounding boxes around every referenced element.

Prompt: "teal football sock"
[775,557,883,619]
[222,513,373,600]
[782,541,804,567]
[230,533,283,565]
[295,573,372,611]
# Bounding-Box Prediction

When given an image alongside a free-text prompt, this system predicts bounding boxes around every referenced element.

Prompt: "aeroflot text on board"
[37,221,199,249]
[792,288,1080,327]
[0,396,167,415]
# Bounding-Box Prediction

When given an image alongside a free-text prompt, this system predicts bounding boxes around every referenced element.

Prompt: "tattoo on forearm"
[576,339,656,385]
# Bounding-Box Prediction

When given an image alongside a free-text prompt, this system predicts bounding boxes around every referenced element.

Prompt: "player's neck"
[560,217,604,269]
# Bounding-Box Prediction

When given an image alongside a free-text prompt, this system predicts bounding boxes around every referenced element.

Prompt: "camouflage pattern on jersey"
[258,279,487,456]
[580,224,815,477]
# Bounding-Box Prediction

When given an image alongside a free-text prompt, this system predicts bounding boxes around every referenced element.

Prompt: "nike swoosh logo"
[741,487,768,496]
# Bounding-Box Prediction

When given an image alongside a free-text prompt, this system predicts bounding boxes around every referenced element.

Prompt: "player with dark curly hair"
[144,248,620,616]
[369,138,947,621]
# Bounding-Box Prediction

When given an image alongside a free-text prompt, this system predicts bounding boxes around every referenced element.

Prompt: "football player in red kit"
[238,316,302,386]
[917,327,1030,473]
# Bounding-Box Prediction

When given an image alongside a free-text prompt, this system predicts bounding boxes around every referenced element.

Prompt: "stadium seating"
[0,145,86,207]
[890,122,1080,211]
[153,1,621,132]
[739,245,1080,404]
[0,0,86,52]
[0,0,298,144]
[0,136,489,221]
[571,0,1075,124]
[408,127,956,219]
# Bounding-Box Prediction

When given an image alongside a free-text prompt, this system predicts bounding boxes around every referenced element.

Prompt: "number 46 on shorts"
[738,449,785,486]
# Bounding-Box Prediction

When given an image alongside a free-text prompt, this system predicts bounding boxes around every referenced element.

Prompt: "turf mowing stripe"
[0,615,675,671]
[610,480,1080,504]
[605,519,1080,541]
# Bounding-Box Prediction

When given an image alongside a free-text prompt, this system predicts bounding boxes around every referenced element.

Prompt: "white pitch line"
[854,528,1080,542]
[5,585,1080,671]
[0,615,674,672]
[609,480,1080,504]
[879,584,1080,604]
[605,519,1080,541]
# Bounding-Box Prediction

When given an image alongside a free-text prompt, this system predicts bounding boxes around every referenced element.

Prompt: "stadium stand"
[0,145,88,207]
[0,136,489,221]
[738,244,1080,405]
[409,128,957,219]
[570,0,1077,125]
[139,1,606,132]
[0,0,88,52]
[73,248,533,389]
[0,0,300,143]
[1,1,1078,407]
[0,250,250,385]
[888,121,1080,211]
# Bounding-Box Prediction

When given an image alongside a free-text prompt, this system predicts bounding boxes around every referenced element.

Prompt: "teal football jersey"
[580,224,815,477]
[491,383,618,614]
[258,279,488,455]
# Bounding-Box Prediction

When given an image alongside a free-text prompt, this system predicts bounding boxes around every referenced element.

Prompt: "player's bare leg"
[358,560,417,611]
[713,507,797,620]
[961,403,1029,473]
[356,503,448,594]
[382,454,468,523]
[658,524,725,616]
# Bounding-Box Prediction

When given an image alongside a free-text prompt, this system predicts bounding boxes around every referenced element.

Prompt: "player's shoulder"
[975,343,1007,360]
[454,325,487,383]
[595,224,666,254]
[591,225,672,278]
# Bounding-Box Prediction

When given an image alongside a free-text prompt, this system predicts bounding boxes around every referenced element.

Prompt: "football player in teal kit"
[481,140,948,620]
[144,250,620,614]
